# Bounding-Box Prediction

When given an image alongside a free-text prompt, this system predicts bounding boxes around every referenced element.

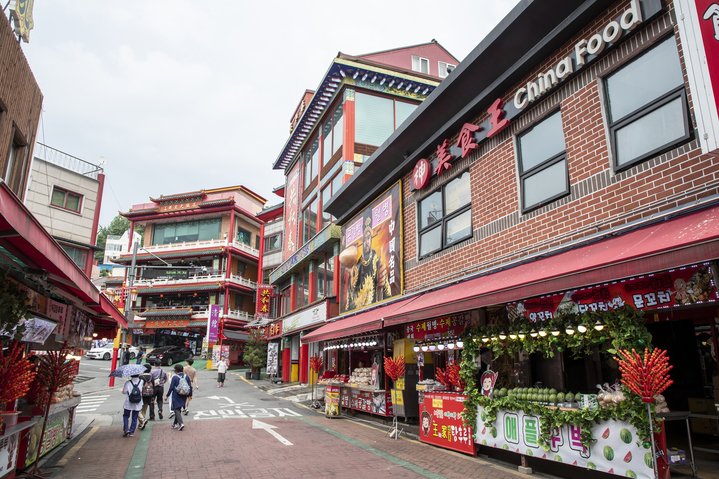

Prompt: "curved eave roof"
[139,308,192,317]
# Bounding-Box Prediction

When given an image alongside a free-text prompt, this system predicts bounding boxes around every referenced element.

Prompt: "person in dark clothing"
[121,346,131,366]
[165,363,191,431]
[150,359,167,420]
[138,364,154,429]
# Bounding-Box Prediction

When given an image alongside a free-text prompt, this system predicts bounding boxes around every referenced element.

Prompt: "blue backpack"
[128,379,142,404]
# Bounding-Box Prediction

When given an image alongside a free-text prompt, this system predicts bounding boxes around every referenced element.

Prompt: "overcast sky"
[20,0,520,228]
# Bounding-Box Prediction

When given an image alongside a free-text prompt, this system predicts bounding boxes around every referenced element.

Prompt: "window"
[322,102,344,164]
[151,218,222,245]
[605,37,690,170]
[412,55,429,74]
[255,235,261,250]
[4,143,18,182]
[316,250,334,300]
[438,61,456,78]
[417,171,472,258]
[301,197,319,244]
[264,233,282,252]
[50,187,83,213]
[61,244,87,269]
[237,226,252,246]
[280,286,291,316]
[355,93,419,146]
[517,111,568,212]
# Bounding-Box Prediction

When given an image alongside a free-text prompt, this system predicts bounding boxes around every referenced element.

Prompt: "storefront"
[278,300,334,383]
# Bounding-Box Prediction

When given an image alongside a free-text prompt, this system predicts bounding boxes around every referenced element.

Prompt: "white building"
[104,230,141,264]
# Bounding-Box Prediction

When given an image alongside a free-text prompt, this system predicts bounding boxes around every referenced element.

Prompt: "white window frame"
[412,55,429,75]
[438,61,456,78]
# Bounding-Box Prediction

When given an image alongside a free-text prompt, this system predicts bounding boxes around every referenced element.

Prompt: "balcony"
[190,308,254,322]
[140,237,260,258]
[134,271,257,290]
[229,273,256,290]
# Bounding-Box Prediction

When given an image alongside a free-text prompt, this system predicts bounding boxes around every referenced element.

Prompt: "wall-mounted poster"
[21,317,57,344]
[266,342,279,375]
[339,181,402,314]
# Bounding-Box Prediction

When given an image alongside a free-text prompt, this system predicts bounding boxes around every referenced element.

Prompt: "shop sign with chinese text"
[266,342,279,375]
[256,284,273,318]
[405,313,469,341]
[420,392,474,455]
[340,181,402,314]
[507,263,718,322]
[325,386,341,417]
[283,164,301,260]
[266,320,283,339]
[207,305,220,343]
[145,319,191,329]
[158,201,199,213]
[476,407,653,478]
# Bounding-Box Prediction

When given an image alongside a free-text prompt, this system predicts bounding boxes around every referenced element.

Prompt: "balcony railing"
[134,271,257,290]
[229,274,256,290]
[136,305,255,323]
[141,238,260,258]
[226,309,254,321]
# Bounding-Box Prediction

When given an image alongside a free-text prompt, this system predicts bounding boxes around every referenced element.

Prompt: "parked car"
[145,346,193,366]
[85,343,139,361]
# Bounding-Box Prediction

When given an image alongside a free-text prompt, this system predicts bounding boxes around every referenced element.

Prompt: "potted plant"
[244,329,267,380]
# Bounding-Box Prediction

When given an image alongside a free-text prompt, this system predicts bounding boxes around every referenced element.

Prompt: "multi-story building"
[266,41,456,383]
[24,143,105,278]
[116,185,265,351]
[103,230,142,264]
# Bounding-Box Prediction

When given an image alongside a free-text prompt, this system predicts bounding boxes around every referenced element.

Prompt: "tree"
[95,214,145,261]
[244,328,268,374]
[99,269,110,277]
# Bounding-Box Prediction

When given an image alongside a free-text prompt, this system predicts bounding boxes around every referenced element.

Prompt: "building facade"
[103,230,142,264]
[266,41,456,383]
[24,143,105,278]
[117,185,265,352]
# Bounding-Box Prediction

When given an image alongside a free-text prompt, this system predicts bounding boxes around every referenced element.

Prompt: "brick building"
[305,0,719,473]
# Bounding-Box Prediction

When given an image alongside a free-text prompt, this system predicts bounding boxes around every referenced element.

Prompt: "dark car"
[146,346,193,366]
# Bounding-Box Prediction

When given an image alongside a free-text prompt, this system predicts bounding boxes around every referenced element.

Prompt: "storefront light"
[428,343,436,351]
[551,329,560,337]
[456,340,464,348]
[490,335,498,341]
[565,323,575,335]
[509,332,517,340]
[539,328,548,337]
[594,319,605,331]
[447,342,455,350]
[518,330,526,339]
[498,331,507,340]
[413,345,420,352]
[481,336,489,342]
[421,344,429,352]
[577,323,588,333]
[437,343,445,350]
[530,329,538,338]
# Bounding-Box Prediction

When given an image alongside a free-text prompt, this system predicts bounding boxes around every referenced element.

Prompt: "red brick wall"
[400,0,719,294]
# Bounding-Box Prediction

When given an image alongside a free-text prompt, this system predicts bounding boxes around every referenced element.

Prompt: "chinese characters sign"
[158,201,198,213]
[145,319,190,329]
[283,164,301,260]
[507,264,717,322]
[405,313,469,341]
[420,392,474,455]
[339,181,403,314]
[266,342,279,375]
[476,407,653,478]
[208,305,220,343]
[266,320,283,339]
[256,284,273,319]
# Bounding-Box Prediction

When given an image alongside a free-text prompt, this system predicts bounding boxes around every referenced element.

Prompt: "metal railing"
[141,237,260,258]
[34,143,103,180]
[133,271,257,290]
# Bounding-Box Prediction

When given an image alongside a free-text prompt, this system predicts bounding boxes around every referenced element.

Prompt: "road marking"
[77,395,110,412]
[125,421,153,479]
[207,395,235,404]
[56,426,99,466]
[191,407,302,419]
[252,419,293,446]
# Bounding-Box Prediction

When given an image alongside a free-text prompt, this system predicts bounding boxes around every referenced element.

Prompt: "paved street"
[34,358,546,479]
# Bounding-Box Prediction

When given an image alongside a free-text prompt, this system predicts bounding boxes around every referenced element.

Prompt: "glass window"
[333,103,343,156]
[317,258,325,299]
[237,226,252,246]
[355,92,394,146]
[395,101,418,129]
[310,196,319,233]
[439,61,456,78]
[605,37,690,170]
[412,55,429,74]
[152,218,221,245]
[417,171,472,258]
[517,111,568,212]
[304,150,312,189]
[325,250,334,296]
[322,187,332,225]
[50,187,82,213]
[332,171,343,195]
[302,268,309,307]
[311,135,320,181]
[323,119,332,164]
[302,206,311,244]
[264,233,282,252]
[61,244,87,269]
[50,189,65,208]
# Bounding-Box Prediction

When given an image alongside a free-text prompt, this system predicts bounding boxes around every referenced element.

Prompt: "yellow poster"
[10,0,34,43]
[432,398,443,408]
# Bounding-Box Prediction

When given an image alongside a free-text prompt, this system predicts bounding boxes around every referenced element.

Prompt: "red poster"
[255,284,273,319]
[508,263,718,322]
[405,313,469,340]
[696,0,719,116]
[420,392,474,455]
[283,163,301,260]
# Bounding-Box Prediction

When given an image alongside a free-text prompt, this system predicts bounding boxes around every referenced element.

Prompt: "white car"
[85,343,139,361]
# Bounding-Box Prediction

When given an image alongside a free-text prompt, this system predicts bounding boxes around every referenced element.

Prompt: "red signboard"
[412,158,430,190]
[266,320,283,339]
[144,319,190,329]
[507,263,718,322]
[255,284,273,319]
[405,312,469,341]
[283,163,301,260]
[696,0,719,116]
[420,392,475,455]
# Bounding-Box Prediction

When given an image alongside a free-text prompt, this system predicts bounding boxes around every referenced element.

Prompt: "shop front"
[279,300,332,383]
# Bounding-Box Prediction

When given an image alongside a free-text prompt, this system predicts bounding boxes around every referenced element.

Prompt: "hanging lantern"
[130,289,138,301]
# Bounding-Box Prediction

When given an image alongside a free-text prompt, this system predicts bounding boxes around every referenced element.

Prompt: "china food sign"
[507,263,718,322]
[339,181,402,314]
[476,407,654,478]
[420,392,474,455]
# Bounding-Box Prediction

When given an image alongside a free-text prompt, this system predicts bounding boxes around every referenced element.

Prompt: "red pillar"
[127,220,135,252]
[290,274,297,313]
[299,342,309,384]
[308,260,316,304]
[229,210,235,245]
[223,286,230,317]
[226,252,232,279]
[282,342,291,382]
[341,89,355,183]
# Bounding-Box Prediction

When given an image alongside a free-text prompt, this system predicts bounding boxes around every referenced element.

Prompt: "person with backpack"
[149,360,168,420]
[122,373,144,437]
[165,363,191,431]
[138,364,154,429]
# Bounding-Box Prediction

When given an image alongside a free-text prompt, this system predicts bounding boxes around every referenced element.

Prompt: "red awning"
[302,296,422,343]
[384,207,719,327]
[0,182,127,328]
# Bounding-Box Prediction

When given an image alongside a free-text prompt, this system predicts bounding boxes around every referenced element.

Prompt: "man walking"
[135,347,145,365]
[182,358,198,415]
[138,364,154,429]
[150,359,167,420]
[121,373,144,437]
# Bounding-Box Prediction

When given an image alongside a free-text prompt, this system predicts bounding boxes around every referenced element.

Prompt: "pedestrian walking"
[121,345,131,366]
[122,374,144,437]
[165,364,191,431]
[135,347,145,365]
[182,358,198,415]
[217,358,228,387]
[150,359,167,420]
[138,365,154,429]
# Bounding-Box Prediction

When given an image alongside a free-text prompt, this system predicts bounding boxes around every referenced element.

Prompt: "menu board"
[420,392,474,456]
[325,386,341,417]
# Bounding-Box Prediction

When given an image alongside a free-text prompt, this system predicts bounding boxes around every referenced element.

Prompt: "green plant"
[0,271,30,340]
[244,329,268,372]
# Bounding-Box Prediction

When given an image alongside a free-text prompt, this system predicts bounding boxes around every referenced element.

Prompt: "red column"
[308,260,316,303]
[226,252,232,279]
[299,342,309,384]
[342,90,355,183]
[282,342,291,382]
[127,221,135,252]
[257,223,265,283]
[290,274,297,313]
[223,286,230,317]
[229,210,235,244]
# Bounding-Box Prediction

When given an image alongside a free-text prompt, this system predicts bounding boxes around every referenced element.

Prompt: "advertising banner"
[26,409,71,467]
[507,263,718,322]
[46,299,68,339]
[419,392,474,455]
[325,385,341,417]
[283,302,326,334]
[283,163,301,260]
[405,312,470,341]
[339,181,402,314]
[476,407,653,478]
[0,430,19,476]
[208,305,220,343]
[201,337,208,359]
[21,317,57,344]
[266,342,279,375]
[339,388,393,416]
[255,284,273,319]
[211,344,221,368]
[66,310,93,349]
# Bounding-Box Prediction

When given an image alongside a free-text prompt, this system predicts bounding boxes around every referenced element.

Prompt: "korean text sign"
[339,181,403,314]
[420,392,474,455]
[405,313,469,341]
[476,407,653,478]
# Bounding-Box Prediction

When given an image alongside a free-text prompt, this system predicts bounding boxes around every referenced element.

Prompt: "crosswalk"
[75,394,110,413]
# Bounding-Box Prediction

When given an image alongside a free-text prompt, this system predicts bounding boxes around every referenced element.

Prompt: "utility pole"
[111,240,138,387]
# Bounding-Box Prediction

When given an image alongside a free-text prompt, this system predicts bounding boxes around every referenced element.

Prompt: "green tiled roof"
[136,283,221,294]
[139,308,192,317]
[187,320,208,327]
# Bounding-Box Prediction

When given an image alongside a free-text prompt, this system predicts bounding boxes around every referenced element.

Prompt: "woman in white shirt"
[122,374,144,437]
[217,359,228,387]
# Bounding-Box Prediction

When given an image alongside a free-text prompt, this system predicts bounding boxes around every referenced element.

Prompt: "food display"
[349,367,372,387]
[416,379,440,391]
[318,374,348,385]
[50,384,75,405]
